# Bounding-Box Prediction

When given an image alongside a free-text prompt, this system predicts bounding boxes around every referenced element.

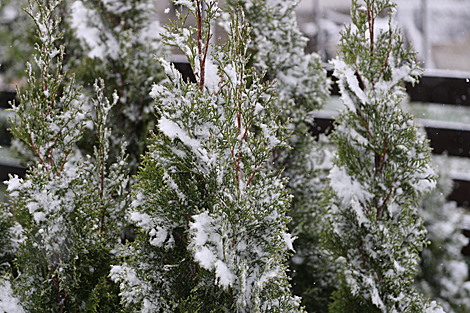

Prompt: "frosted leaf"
[328,165,372,205]
[425,301,445,313]
[149,227,168,247]
[5,176,21,192]
[149,85,165,98]
[411,164,436,193]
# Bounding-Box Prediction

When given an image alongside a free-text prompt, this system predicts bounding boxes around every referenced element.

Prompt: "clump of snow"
[149,85,165,98]
[425,301,445,313]
[71,1,111,60]
[0,279,25,313]
[329,165,372,206]
[411,164,436,193]
[204,60,220,94]
[189,211,236,288]
[159,117,200,152]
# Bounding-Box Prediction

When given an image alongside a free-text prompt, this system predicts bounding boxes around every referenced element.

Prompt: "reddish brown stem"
[230,148,238,180]
[358,111,373,139]
[360,241,366,270]
[376,182,392,220]
[241,121,253,141]
[374,32,392,86]
[375,269,383,283]
[246,160,263,187]
[237,112,241,135]
[246,171,257,187]
[236,152,242,183]
[57,150,72,177]
[379,138,388,174]
[166,255,175,265]
[352,54,367,90]
[99,144,105,233]
[48,261,66,310]
[196,0,204,91]
[215,72,225,96]
[173,230,187,245]
[200,26,211,91]
[47,124,67,166]
[367,1,375,56]
[30,134,45,164]
[342,248,352,263]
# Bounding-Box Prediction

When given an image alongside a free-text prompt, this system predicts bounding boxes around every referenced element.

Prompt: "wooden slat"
[406,75,470,106]
[327,67,470,106]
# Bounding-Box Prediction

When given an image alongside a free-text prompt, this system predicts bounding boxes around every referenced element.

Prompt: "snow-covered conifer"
[223,1,335,311]
[224,0,328,115]
[67,0,169,172]
[0,0,129,310]
[325,0,443,311]
[111,1,303,311]
[0,0,34,84]
[415,157,470,313]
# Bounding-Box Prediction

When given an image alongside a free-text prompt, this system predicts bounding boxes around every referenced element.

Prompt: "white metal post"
[421,0,430,68]
[314,0,325,61]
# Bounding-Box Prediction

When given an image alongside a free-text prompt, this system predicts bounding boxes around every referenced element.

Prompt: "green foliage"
[224,1,335,311]
[328,280,381,313]
[415,157,470,313]
[64,0,168,173]
[0,0,35,84]
[2,0,129,311]
[0,202,18,276]
[111,1,303,312]
[325,0,442,312]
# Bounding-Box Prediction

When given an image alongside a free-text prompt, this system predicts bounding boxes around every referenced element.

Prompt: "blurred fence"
[304,0,470,70]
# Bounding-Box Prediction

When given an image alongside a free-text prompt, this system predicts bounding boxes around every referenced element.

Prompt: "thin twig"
[357,111,373,139]
[200,26,211,91]
[196,0,203,90]
[30,134,44,164]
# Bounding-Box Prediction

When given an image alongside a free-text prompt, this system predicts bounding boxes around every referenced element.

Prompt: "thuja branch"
[29,134,45,163]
